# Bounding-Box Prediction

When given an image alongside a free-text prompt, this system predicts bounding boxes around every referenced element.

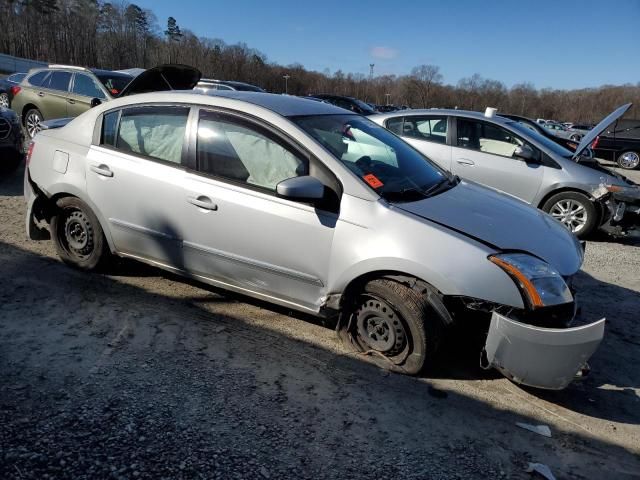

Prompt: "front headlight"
[489,253,573,309]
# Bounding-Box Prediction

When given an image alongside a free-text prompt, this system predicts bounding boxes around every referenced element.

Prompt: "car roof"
[371,108,517,126]
[114,90,350,117]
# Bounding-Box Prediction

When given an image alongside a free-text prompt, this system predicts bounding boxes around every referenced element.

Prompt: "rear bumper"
[483,312,605,390]
[24,171,50,240]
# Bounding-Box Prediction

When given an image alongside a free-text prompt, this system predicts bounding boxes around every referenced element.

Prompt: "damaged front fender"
[483,312,605,390]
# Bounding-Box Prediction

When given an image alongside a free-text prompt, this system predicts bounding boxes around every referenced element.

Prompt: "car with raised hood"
[11,64,201,139]
[24,90,606,390]
[371,105,640,238]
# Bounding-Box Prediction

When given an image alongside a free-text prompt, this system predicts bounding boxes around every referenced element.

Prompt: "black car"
[591,119,640,170]
[307,94,377,115]
[0,106,24,173]
[0,72,26,108]
[499,113,593,157]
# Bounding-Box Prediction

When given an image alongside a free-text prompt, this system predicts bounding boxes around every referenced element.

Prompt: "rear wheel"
[542,191,598,238]
[338,278,446,375]
[616,151,640,170]
[51,197,108,271]
[0,92,9,108]
[24,108,43,138]
[569,133,582,142]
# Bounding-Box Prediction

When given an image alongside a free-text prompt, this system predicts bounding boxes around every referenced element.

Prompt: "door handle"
[187,196,218,211]
[37,92,45,97]
[456,158,475,166]
[90,164,114,177]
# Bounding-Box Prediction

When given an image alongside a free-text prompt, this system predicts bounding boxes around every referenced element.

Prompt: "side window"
[197,110,307,191]
[72,74,106,99]
[403,116,447,144]
[46,71,72,92]
[216,84,233,91]
[116,106,189,164]
[100,110,119,146]
[27,71,49,87]
[457,119,536,159]
[385,117,404,135]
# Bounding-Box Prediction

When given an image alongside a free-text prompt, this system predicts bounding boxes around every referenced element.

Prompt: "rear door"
[39,71,72,120]
[86,104,191,266]
[67,73,107,117]
[386,115,452,171]
[451,118,544,203]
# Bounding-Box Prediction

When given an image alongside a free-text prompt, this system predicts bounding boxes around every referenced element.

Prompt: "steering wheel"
[355,155,373,170]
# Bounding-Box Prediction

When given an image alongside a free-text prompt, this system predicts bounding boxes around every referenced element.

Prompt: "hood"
[118,64,201,97]
[573,103,632,159]
[396,181,583,275]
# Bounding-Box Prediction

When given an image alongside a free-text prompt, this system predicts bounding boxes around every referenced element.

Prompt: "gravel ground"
[1,161,639,480]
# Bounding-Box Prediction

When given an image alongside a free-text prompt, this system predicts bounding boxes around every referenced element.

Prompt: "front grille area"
[0,117,11,140]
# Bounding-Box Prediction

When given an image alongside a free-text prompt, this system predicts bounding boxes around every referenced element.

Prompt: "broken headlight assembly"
[489,253,573,309]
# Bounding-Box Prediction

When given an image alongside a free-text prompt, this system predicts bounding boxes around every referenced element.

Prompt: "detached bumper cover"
[483,312,605,390]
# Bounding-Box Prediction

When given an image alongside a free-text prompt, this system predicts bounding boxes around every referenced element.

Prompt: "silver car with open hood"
[24,90,605,389]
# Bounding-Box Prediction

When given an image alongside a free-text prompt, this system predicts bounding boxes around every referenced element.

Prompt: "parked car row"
[24,81,608,389]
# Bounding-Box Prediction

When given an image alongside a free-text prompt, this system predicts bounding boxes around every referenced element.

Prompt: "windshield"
[293,114,453,202]
[507,121,575,158]
[94,72,133,96]
[231,83,265,92]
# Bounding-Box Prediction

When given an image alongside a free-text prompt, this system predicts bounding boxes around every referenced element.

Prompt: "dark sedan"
[0,72,26,108]
[307,94,377,115]
[0,106,24,173]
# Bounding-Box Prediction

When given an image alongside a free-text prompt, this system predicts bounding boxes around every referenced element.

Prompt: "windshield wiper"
[421,176,453,197]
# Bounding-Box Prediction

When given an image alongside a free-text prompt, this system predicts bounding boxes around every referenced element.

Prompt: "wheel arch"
[21,103,40,124]
[537,186,605,229]
[40,186,116,254]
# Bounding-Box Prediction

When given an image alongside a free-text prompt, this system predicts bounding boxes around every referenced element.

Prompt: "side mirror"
[276,176,325,203]
[90,98,102,108]
[514,144,537,163]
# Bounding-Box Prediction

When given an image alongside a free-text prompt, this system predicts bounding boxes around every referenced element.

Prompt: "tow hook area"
[481,312,605,390]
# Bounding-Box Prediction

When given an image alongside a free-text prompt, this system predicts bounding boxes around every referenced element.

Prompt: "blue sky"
[133,0,640,89]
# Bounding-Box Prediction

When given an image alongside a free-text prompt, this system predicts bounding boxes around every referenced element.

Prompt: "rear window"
[94,73,132,96]
[27,71,49,87]
[8,73,26,83]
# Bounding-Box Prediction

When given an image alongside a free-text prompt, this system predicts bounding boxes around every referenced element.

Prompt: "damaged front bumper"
[482,312,605,390]
[594,185,640,237]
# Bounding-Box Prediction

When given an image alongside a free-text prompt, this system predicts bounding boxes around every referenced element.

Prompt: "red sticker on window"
[363,173,384,189]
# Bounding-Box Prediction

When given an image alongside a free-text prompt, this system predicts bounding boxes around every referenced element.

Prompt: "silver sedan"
[24,91,604,389]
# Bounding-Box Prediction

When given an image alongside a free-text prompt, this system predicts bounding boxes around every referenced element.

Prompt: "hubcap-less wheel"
[549,199,588,233]
[26,111,42,138]
[61,210,94,260]
[570,134,582,142]
[0,93,8,108]
[355,295,407,358]
[618,151,640,170]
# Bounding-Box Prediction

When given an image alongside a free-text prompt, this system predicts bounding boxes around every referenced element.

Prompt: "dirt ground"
[1,162,639,479]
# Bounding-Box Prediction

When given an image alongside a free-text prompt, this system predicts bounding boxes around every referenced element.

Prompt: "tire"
[338,278,447,375]
[0,92,9,108]
[24,108,43,138]
[541,191,598,238]
[50,196,108,271]
[569,133,582,142]
[616,151,640,170]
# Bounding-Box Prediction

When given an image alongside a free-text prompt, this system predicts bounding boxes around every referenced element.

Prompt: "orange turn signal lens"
[489,256,544,308]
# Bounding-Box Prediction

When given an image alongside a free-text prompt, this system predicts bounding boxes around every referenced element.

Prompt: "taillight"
[10,85,21,96]
[25,141,35,166]
[591,136,600,150]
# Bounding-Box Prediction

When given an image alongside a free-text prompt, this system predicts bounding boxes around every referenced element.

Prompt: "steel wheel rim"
[550,199,588,233]
[26,112,41,138]
[619,152,640,169]
[0,93,8,108]
[570,134,581,141]
[59,209,94,260]
[354,294,407,357]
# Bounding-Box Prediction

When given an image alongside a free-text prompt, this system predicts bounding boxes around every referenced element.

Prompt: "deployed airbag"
[483,312,605,390]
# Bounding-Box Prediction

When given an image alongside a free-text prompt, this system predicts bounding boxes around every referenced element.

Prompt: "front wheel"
[616,151,640,170]
[51,197,108,271]
[338,278,446,375]
[542,191,598,238]
[0,92,9,108]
